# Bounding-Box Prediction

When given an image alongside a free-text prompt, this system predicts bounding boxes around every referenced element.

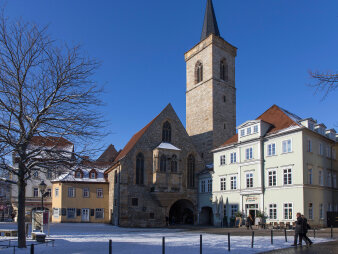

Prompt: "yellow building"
[51,163,110,223]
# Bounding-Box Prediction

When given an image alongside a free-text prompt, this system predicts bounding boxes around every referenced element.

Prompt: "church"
[105,0,237,227]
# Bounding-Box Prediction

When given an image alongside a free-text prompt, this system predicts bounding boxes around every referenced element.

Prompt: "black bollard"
[271,230,273,245]
[200,234,202,254]
[30,244,34,254]
[109,239,112,254]
[313,228,316,239]
[251,231,254,248]
[228,233,230,252]
[331,226,333,239]
[284,228,287,242]
[162,237,165,254]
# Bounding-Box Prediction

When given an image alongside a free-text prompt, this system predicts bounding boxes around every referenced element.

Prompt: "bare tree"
[0,12,105,248]
[309,71,338,99]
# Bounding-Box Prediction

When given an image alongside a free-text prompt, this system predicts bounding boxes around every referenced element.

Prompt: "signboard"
[246,197,257,202]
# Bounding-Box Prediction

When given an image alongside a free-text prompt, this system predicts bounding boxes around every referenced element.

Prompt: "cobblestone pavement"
[262,239,338,253]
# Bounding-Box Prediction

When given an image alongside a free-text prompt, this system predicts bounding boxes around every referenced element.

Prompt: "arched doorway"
[169,199,194,225]
[199,207,213,225]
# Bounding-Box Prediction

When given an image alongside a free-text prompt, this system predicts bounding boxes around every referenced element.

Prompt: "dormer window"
[240,129,245,137]
[253,125,258,133]
[89,169,97,179]
[75,169,83,179]
[247,127,251,135]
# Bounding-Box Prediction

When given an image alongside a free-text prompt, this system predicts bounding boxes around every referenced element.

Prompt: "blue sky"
[3,0,338,155]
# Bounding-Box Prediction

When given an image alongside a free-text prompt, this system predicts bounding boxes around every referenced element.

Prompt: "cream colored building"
[209,105,337,227]
[51,163,110,223]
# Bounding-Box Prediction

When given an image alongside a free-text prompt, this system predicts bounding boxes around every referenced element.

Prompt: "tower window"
[187,154,195,188]
[220,59,228,81]
[136,153,144,185]
[195,61,203,84]
[162,121,171,143]
[160,155,167,172]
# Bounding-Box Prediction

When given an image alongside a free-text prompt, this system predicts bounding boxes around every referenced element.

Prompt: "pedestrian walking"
[291,212,303,246]
[246,214,254,230]
[301,215,313,246]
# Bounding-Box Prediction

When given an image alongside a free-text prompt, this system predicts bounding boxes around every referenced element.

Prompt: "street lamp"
[39,180,47,212]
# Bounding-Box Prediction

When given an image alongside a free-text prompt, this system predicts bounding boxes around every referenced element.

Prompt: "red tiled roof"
[219,105,301,148]
[30,136,73,148]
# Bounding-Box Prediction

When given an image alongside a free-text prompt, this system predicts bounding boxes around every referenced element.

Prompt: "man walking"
[292,212,303,246]
[301,215,313,246]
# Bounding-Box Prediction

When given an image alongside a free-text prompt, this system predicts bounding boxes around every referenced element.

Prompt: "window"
[230,205,238,218]
[333,148,336,160]
[220,155,226,165]
[97,188,103,198]
[308,169,313,184]
[268,170,277,186]
[131,198,138,206]
[220,59,228,81]
[319,143,323,155]
[253,125,258,133]
[333,174,337,188]
[246,173,253,188]
[55,188,59,197]
[269,204,277,219]
[245,148,253,160]
[136,153,144,185]
[308,203,313,220]
[268,143,276,156]
[83,188,89,198]
[171,155,178,172]
[207,179,212,192]
[220,177,226,191]
[230,152,236,163]
[319,204,324,219]
[195,61,203,83]
[307,139,312,152]
[68,187,75,198]
[230,176,237,190]
[47,170,53,180]
[327,171,332,187]
[95,208,104,219]
[326,146,331,158]
[283,168,292,185]
[240,129,245,137]
[160,155,167,172]
[67,208,76,219]
[187,154,195,188]
[53,208,59,218]
[162,121,171,143]
[75,170,82,178]
[114,170,118,184]
[33,188,39,197]
[319,170,324,186]
[283,203,293,220]
[46,188,51,197]
[200,180,206,193]
[247,127,251,135]
[33,171,39,179]
[282,139,292,153]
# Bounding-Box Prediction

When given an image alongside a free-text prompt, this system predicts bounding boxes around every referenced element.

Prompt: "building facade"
[51,163,110,223]
[210,105,337,227]
[0,180,12,221]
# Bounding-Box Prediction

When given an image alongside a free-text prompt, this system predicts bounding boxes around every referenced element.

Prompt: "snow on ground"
[0,223,332,254]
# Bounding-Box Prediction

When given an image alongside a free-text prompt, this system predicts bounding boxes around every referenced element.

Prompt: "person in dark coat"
[246,214,254,230]
[292,212,303,246]
[301,215,313,246]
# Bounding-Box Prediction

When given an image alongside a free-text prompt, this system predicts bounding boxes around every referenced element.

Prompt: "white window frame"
[230,204,238,218]
[253,125,259,133]
[53,208,60,218]
[95,208,104,219]
[55,188,59,197]
[220,155,226,166]
[268,169,277,187]
[267,143,276,156]
[246,172,254,188]
[247,127,252,135]
[97,188,103,198]
[319,204,324,219]
[283,203,293,220]
[245,147,253,160]
[240,129,245,137]
[283,168,292,185]
[308,168,313,185]
[68,187,75,198]
[230,175,237,190]
[33,187,39,197]
[269,204,277,220]
[306,139,312,152]
[83,187,90,198]
[282,139,292,153]
[230,152,237,163]
[220,177,226,191]
[207,179,212,192]
[319,169,324,186]
[319,143,323,156]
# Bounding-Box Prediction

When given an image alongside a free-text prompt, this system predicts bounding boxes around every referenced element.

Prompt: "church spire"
[201,0,220,41]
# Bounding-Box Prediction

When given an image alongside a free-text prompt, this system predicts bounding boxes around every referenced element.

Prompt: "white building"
[209,105,337,227]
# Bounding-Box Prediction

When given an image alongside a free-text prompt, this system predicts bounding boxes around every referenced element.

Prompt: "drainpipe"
[330,145,334,212]
[260,137,265,214]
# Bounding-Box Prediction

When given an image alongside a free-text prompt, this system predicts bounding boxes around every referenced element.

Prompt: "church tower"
[185,0,237,164]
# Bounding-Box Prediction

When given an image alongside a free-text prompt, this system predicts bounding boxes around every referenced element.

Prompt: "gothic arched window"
[160,155,167,172]
[195,61,203,84]
[220,59,228,81]
[171,155,178,173]
[162,121,171,143]
[187,154,195,188]
[136,153,144,184]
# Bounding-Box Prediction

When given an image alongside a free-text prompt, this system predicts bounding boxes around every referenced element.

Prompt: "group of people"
[292,212,313,247]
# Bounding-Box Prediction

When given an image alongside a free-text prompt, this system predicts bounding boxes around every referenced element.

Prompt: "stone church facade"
[105,0,237,227]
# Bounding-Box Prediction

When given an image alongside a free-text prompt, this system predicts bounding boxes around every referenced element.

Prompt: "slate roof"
[220,105,301,147]
[201,0,220,41]
[97,144,119,163]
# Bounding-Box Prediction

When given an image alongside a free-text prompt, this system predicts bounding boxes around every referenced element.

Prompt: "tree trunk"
[17,172,26,248]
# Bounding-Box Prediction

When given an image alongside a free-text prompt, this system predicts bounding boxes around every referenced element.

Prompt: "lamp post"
[39,180,47,212]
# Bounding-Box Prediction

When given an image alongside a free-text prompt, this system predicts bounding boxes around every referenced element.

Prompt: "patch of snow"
[156,142,181,151]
